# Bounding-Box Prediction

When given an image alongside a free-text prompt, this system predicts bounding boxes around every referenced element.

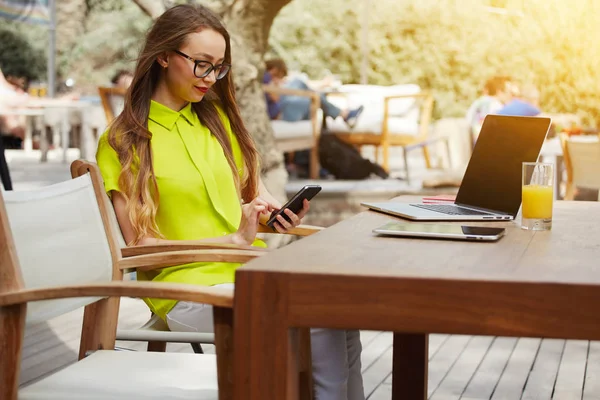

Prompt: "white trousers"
[167,283,365,400]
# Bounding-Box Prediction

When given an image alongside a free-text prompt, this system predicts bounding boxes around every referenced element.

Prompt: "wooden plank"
[429,336,494,400]
[21,299,146,368]
[368,382,392,400]
[362,343,392,397]
[360,330,382,351]
[491,337,541,400]
[362,332,449,397]
[361,331,393,374]
[461,337,517,400]
[521,339,565,400]
[20,298,151,386]
[22,298,147,356]
[369,335,464,400]
[583,341,600,400]
[427,335,471,397]
[553,340,589,400]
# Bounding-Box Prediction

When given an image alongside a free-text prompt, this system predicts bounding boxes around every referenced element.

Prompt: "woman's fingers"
[295,199,310,220]
[283,208,300,226]
[276,214,293,230]
[273,221,287,234]
[253,197,270,207]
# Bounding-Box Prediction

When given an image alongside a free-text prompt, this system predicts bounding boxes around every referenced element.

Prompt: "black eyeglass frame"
[173,50,231,80]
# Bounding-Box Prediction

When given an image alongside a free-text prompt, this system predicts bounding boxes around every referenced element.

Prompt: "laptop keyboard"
[411,204,494,216]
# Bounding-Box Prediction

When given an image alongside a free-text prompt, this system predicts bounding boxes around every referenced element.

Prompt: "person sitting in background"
[264,58,363,126]
[466,75,515,144]
[496,83,541,117]
[111,69,134,90]
[0,68,29,144]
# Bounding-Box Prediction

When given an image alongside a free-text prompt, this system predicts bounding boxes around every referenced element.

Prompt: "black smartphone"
[266,185,322,228]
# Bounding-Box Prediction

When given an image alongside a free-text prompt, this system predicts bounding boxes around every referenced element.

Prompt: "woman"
[96,4,365,400]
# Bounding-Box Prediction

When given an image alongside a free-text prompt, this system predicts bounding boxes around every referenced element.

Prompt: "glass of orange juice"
[522,162,554,231]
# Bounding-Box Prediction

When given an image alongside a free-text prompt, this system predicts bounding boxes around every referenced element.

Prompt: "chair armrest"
[257,223,324,236]
[118,249,266,272]
[258,213,324,236]
[383,92,432,101]
[0,281,233,308]
[122,242,267,257]
[403,135,449,152]
[382,91,434,141]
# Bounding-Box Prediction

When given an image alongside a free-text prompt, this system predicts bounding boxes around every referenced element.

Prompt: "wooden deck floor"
[20,298,600,399]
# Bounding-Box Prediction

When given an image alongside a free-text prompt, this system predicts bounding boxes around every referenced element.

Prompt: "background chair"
[263,85,323,179]
[0,169,267,399]
[559,133,600,201]
[325,84,446,182]
[98,86,127,123]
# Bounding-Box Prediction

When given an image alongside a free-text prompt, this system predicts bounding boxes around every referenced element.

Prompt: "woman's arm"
[258,177,283,210]
[112,191,253,246]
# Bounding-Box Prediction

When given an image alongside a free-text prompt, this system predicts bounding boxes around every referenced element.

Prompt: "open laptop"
[362,114,552,221]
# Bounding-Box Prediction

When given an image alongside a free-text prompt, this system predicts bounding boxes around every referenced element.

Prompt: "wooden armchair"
[559,133,600,201]
[98,86,127,123]
[0,169,253,400]
[263,85,323,179]
[69,160,320,398]
[325,84,444,182]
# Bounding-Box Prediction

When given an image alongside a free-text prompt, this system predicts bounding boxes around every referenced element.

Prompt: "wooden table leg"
[234,271,299,400]
[214,306,234,400]
[392,333,428,400]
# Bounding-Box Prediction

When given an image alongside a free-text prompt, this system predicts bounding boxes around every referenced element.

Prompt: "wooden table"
[233,198,600,400]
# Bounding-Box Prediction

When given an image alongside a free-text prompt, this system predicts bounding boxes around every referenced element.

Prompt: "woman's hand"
[271,199,310,234]
[233,197,271,245]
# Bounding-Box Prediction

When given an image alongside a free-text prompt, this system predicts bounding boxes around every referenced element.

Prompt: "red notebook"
[421,194,456,204]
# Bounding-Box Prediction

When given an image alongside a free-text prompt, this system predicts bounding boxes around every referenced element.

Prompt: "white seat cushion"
[271,120,314,140]
[19,350,218,400]
[325,84,422,136]
[327,115,419,136]
[335,84,421,117]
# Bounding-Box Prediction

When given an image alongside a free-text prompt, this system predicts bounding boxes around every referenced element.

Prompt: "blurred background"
[2,0,599,125]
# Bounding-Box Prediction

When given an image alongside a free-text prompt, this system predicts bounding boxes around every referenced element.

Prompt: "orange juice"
[522,185,553,219]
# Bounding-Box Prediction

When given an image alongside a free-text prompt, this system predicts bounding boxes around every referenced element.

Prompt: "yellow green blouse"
[96,100,264,319]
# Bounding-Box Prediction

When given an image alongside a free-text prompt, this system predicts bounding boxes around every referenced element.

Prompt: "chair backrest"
[0,174,116,324]
[333,83,422,120]
[565,136,600,191]
[98,86,127,123]
[70,161,127,249]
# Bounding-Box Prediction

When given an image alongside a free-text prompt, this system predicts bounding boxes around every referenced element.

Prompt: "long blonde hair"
[107,4,259,244]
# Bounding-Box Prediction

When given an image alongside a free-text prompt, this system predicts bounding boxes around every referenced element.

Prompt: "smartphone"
[266,185,322,228]
[372,222,505,242]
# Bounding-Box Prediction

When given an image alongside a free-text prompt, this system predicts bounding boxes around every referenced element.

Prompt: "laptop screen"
[455,115,551,216]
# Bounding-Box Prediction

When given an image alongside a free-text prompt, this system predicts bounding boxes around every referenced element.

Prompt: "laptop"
[362,114,552,221]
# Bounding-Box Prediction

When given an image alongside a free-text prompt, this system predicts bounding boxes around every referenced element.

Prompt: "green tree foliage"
[66,0,150,92]
[0,24,47,83]
[270,0,600,125]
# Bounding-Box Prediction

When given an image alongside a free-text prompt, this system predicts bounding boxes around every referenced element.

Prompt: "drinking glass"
[521,162,554,231]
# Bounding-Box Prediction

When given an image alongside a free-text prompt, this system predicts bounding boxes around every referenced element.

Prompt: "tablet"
[373,222,505,241]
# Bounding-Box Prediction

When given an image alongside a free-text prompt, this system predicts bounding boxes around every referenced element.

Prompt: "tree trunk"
[133,0,294,246]
[217,0,292,213]
[56,0,88,72]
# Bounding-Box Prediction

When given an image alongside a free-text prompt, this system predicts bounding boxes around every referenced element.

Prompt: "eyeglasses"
[173,50,231,80]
